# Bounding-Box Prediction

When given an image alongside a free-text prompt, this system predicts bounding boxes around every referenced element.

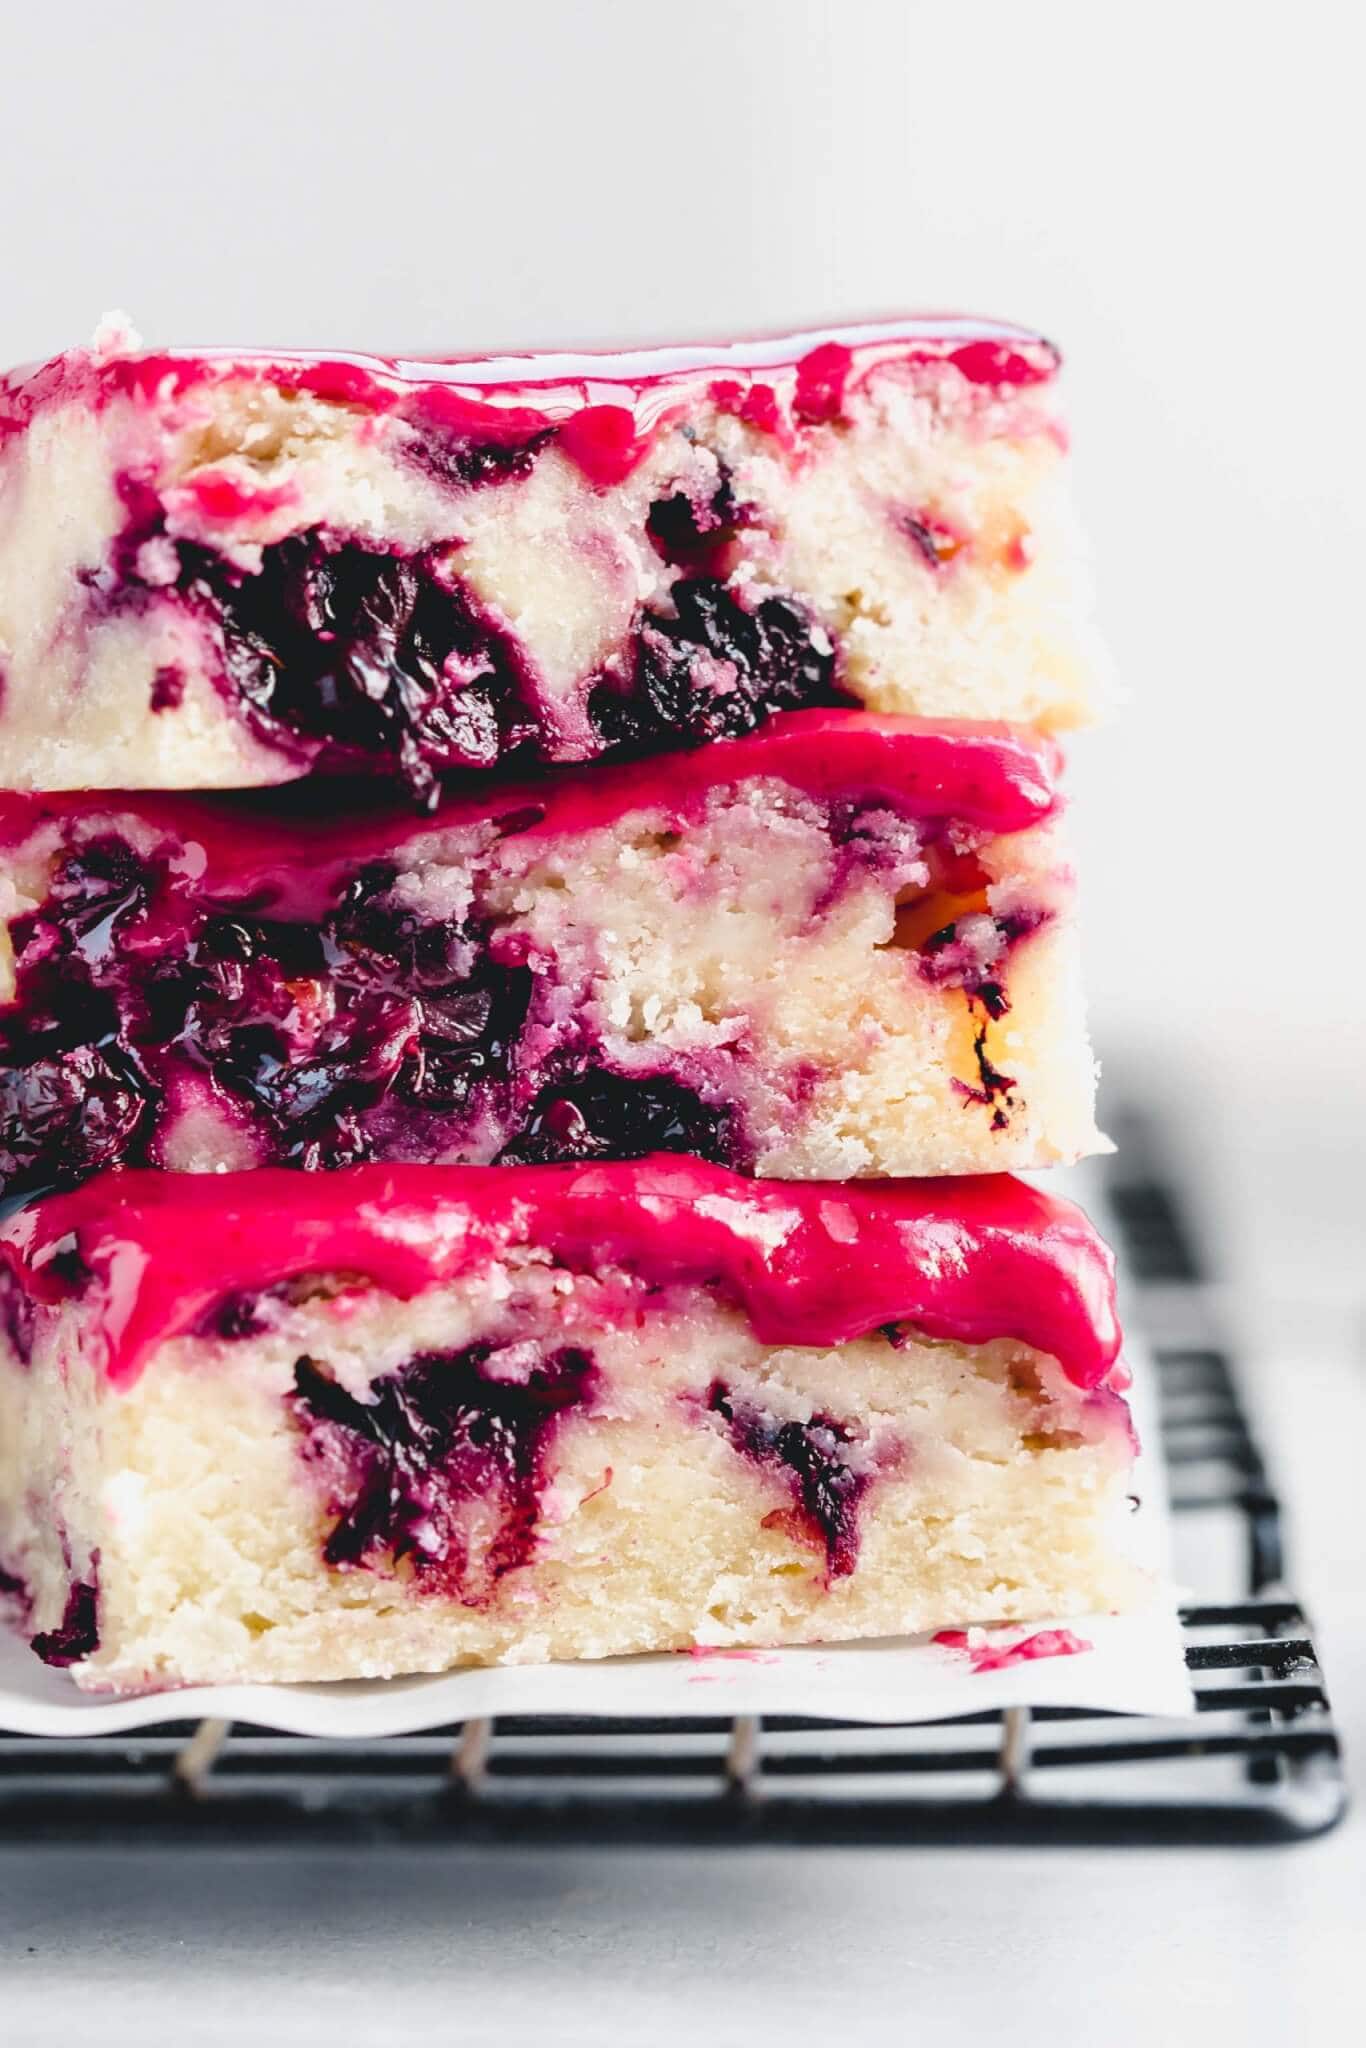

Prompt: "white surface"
[3,1836,1355,2048]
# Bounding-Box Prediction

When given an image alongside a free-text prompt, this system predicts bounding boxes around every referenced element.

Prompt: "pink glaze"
[933,1626,1094,1673]
[685,1646,782,1663]
[709,378,786,439]
[0,710,1063,924]
[0,1159,1120,1392]
[554,403,655,487]
[794,341,854,424]
[162,471,301,527]
[0,317,1061,460]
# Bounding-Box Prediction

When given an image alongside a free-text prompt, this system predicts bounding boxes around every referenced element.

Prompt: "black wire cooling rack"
[0,1133,1348,1846]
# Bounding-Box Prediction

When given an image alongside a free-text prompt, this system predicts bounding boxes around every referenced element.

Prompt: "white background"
[0,8,1362,2036]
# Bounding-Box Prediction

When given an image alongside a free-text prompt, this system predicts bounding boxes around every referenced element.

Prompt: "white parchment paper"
[0,1347,1192,1738]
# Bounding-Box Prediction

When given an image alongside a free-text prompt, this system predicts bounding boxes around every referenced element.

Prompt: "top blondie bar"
[0,316,1104,801]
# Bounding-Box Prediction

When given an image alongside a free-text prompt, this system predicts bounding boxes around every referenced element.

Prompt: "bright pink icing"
[933,1626,1094,1673]
[709,379,786,439]
[553,404,654,488]
[794,341,854,425]
[0,1159,1120,1392]
[163,471,301,527]
[0,711,1063,923]
[0,317,1061,474]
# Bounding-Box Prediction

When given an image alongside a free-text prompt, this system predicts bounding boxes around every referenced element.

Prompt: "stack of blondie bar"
[0,318,1139,1689]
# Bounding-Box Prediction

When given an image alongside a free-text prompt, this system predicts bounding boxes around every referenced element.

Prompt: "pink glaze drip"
[939,340,1054,391]
[554,404,654,487]
[0,711,1063,925]
[709,378,786,439]
[0,317,1061,460]
[0,1160,1120,1393]
[933,1626,1094,1673]
[794,341,853,424]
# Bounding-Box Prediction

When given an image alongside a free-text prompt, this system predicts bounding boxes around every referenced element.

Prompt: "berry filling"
[30,1569,100,1667]
[177,529,541,809]
[881,846,1049,1130]
[645,466,752,578]
[290,1342,597,1601]
[589,577,846,754]
[0,832,740,1202]
[0,1558,30,1613]
[498,1070,735,1167]
[955,1018,1020,1131]
[105,476,848,801]
[899,509,968,569]
[707,1382,874,1579]
[403,422,555,494]
[0,1259,34,1361]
